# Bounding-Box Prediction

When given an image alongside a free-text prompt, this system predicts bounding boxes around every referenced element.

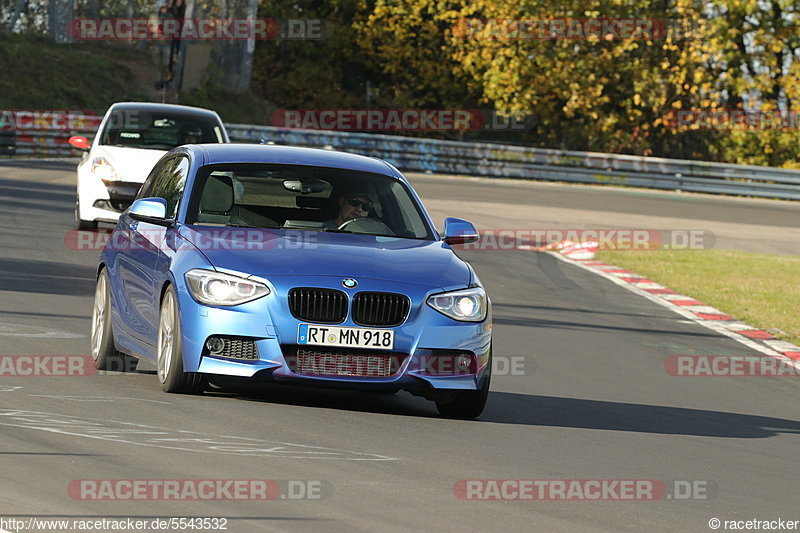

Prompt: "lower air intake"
[284,347,406,377]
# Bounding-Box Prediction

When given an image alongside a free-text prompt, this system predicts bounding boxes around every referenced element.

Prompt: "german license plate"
[297,324,394,350]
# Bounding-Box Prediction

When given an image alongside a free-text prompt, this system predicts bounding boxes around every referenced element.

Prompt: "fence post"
[0,132,16,156]
[48,0,74,43]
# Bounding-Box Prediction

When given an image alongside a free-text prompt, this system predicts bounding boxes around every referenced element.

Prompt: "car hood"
[93,145,167,182]
[181,227,472,290]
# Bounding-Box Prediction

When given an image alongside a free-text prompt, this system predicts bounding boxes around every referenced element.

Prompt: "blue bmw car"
[91,144,492,418]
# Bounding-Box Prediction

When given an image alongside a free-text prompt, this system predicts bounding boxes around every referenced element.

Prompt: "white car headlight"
[427,287,487,322]
[91,157,119,183]
[185,269,270,306]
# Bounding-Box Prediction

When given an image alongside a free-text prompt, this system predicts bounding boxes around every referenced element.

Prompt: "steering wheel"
[337,217,396,236]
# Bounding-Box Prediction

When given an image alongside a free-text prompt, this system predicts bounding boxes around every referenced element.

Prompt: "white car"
[69,102,229,229]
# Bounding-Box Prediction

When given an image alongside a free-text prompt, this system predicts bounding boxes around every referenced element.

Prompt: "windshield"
[99,109,224,150]
[186,163,435,240]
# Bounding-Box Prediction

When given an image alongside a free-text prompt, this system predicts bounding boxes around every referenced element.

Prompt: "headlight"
[91,157,119,183]
[427,287,487,322]
[185,269,270,306]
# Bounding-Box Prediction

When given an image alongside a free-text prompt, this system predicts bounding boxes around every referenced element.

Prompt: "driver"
[323,191,374,229]
[177,124,202,145]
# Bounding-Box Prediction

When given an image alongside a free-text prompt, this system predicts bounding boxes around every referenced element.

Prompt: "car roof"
[107,102,220,119]
[185,144,401,178]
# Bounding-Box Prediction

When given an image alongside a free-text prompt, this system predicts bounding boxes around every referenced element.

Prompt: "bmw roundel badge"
[342,278,358,288]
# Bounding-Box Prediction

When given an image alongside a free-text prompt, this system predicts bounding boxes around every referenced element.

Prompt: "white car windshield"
[100,109,223,150]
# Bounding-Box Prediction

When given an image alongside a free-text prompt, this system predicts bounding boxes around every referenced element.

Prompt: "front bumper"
[77,167,141,223]
[175,276,492,391]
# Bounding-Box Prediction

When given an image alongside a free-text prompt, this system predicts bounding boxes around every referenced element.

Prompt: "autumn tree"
[358,0,799,165]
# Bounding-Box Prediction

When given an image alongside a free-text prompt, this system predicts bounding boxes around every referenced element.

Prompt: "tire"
[75,199,97,230]
[435,350,491,419]
[157,286,205,394]
[91,269,136,372]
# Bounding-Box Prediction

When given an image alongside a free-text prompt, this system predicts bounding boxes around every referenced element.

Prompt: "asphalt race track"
[0,159,799,532]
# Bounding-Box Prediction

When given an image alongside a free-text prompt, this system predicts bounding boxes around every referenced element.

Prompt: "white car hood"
[92,145,167,183]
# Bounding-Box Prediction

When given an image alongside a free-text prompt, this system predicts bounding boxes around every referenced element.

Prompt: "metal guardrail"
[225,124,800,201]
[3,123,800,200]
[1,130,77,156]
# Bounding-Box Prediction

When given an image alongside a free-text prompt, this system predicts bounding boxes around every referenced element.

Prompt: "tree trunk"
[6,0,27,32]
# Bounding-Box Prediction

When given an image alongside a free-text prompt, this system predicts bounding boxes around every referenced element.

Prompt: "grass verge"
[596,249,800,346]
[179,79,275,125]
[0,32,149,110]
[0,32,273,124]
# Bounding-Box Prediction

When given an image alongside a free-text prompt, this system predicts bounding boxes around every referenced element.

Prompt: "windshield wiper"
[321,229,400,238]
[224,222,282,229]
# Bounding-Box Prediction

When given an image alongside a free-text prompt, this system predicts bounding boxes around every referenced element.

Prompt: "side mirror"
[443,217,479,245]
[68,136,90,151]
[129,197,172,226]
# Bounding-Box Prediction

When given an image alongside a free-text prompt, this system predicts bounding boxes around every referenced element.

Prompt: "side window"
[152,156,189,218]
[136,157,174,200]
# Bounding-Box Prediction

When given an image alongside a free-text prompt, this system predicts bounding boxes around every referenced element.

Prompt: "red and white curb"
[548,250,800,368]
